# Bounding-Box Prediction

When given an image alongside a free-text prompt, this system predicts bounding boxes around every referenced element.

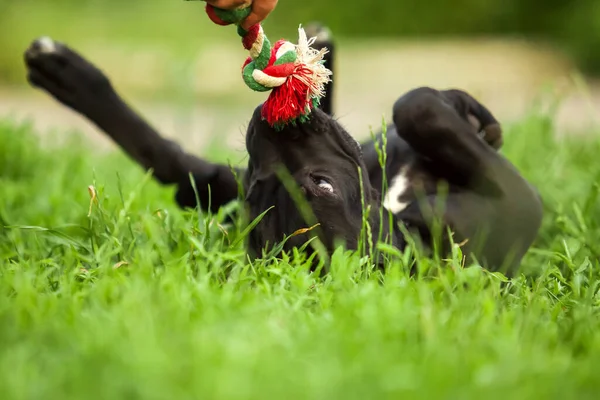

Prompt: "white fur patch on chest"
[383,166,411,214]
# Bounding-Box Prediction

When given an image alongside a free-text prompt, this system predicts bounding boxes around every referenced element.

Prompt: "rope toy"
[204,2,332,130]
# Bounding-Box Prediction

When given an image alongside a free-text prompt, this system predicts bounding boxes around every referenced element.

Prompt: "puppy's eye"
[317,179,334,193]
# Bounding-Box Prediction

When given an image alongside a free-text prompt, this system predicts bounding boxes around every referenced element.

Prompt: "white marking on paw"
[38,37,56,54]
[383,166,411,214]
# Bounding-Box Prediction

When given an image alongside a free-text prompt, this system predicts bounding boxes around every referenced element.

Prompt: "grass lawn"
[2,103,600,399]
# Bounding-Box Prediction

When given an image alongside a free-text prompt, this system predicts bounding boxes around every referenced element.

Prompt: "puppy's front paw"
[24,37,114,113]
[480,123,503,150]
[443,89,504,150]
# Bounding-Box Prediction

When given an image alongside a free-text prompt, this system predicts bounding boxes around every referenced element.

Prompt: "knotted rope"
[205,3,332,130]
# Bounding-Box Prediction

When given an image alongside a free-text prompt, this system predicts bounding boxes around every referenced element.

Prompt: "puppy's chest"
[382,162,441,214]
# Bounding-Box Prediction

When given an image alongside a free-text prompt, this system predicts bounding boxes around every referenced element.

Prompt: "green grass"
[2,103,600,399]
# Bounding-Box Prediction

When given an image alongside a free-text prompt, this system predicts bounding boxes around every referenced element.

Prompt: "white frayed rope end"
[294,25,333,100]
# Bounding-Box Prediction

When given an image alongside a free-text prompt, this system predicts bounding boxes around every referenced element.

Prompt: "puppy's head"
[244,105,382,260]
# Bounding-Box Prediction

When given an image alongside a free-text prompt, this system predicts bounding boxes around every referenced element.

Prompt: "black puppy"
[23,29,543,275]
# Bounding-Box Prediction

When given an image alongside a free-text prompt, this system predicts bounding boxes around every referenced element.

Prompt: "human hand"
[205,0,278,30]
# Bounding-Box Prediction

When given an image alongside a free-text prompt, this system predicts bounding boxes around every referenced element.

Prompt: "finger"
[206,0,248,9]
[241,0,278,30]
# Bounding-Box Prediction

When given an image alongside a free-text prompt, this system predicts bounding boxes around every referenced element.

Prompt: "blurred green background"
[0,0,598,150]
[1,0,599,85]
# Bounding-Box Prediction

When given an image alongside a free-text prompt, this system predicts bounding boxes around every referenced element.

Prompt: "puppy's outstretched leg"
[24,37,239,212]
